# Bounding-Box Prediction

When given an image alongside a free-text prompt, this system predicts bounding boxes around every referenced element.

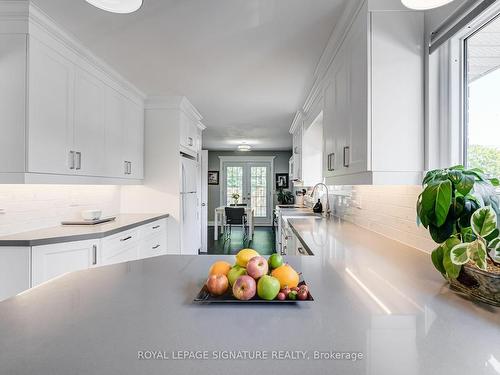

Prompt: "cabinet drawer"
[138,218,167,240]
[100,228,139,266]
[139,233,167,259]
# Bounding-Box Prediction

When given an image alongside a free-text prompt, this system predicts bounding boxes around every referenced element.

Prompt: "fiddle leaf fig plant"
[417,166,500,278]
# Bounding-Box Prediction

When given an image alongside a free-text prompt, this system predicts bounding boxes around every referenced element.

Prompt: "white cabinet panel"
[0,247,30,301]
[104,87,126,178]
[123,101,144,179]
[28,36,74,175]
[139,234,167,259]
[32,240,98,286]
[74,68,106,177]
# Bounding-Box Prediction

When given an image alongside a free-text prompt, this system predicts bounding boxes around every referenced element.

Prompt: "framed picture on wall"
[208,171,219,185]
[275,173,289,189]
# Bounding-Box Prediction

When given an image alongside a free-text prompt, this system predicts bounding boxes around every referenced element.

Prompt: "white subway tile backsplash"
[329,185,436,254]
[0,185,121,236]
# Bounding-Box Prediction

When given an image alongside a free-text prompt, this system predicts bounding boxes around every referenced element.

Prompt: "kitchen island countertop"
[0,219,498,375]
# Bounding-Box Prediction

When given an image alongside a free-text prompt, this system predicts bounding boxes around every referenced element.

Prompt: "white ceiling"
[32,0,348,150]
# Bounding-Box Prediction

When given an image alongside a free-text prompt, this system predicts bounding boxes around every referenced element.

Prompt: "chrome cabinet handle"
[120,236,132,242]
[128,161,132,175]
[152,244,160,250]
[92,244,97,265]
[327,153,335,171]
[343,146,350,168]
[75,152,82,170]
[124,161,128,175]
[188,137,193,146]
[297,247,307,255]
[152,225,160,230]
[69,151,75,170]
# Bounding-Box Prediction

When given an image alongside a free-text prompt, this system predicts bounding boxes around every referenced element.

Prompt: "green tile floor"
[206,226,276,255]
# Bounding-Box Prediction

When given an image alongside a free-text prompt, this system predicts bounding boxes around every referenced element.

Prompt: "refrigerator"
[180,156,201,254]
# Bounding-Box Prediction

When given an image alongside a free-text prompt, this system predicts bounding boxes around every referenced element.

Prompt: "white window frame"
[432,2,500,173]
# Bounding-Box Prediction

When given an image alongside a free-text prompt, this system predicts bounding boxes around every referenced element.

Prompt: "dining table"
[214,206,254,241]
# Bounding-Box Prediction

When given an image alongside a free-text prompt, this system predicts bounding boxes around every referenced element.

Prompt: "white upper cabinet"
[321,3,424,185]
[74,67,107,177]
[0,6,145,184]
[28,37,74,175]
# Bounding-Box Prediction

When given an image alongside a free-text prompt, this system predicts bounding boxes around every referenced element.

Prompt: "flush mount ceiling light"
[401,0,455,10]
[237,144,252,152]
[85,0,143,14]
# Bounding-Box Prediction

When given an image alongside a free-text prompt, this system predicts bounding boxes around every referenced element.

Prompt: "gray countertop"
[0,213,169,246]
[0,219,498,375]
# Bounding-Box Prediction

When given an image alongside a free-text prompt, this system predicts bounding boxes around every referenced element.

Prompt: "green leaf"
[489,237,500,249]
[489,177,500,187]
[429,220,454,244]
[435,180,453,227]
[456,174,475,196]
[468,240,487,271]
[450,243,470,265]
[485,228,499,242]
[431,246,446,274]
[449,165,465,171]
[443,238,462,278]
[471,206,497,238]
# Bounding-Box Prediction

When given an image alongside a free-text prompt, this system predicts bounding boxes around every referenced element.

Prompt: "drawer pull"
[152,225,160,229]
[92,244,97,265]
[152,244,161,250]
[120,236,132,242]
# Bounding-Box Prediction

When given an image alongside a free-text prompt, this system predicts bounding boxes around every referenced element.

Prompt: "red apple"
[246,256,269,279]
[277,292,286,301]
[232,275,256,300]
[206,274,229,296]
[281,286,291,296]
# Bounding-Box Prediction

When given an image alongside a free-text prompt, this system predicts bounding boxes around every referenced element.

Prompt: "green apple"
[257,275,280,300]
[227,266,247,286]
[268,253,284,269]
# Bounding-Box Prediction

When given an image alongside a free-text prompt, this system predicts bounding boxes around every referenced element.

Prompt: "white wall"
[0,185,121,236]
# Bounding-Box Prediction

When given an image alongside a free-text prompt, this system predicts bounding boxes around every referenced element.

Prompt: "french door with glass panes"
[222,161,272,225]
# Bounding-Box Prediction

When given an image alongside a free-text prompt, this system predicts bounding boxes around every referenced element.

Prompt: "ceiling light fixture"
[85,0,143,14]
[401,0,455,10]
[237,144,251,152]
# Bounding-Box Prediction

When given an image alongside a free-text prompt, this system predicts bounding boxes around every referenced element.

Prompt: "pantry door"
[221,158,273,226]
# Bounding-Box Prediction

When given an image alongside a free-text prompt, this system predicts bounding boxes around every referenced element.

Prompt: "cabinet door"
[74,68,106,176]
[179,112,197,152]
[346,9,368,175]
[104,87,126,178]
[139,234,167,259]
[293,126,302,180]
[323,79,336,178]
[32,240,98,286]
[28,37,75,175]
[123,100,144,179]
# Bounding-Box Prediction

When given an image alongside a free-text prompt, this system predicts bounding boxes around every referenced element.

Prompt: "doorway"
[220,156,274,226]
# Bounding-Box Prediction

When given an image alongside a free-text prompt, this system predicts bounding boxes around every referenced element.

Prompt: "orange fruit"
[208,261,232,276]
[271,264,299,289]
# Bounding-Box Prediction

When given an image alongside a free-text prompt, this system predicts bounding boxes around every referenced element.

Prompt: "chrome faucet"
[310,183,331,216]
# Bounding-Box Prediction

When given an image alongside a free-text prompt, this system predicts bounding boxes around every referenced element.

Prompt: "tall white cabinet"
[0,3,145,184]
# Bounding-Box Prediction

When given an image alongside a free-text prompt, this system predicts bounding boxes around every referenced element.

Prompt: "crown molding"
[299,0,365,117]
[145,95,205,129]
[289,111,303,134]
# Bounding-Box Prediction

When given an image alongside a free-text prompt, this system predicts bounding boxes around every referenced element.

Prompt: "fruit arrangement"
[202,249,312,302]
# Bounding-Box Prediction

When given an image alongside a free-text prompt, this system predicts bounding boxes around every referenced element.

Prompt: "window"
[464,15,500,177]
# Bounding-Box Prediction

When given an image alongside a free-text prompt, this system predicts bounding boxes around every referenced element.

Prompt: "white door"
[200,150,208,252]
[28,36,75,175]
[222,161,272,225]
[31,240,98,286]
[74,67,106,176]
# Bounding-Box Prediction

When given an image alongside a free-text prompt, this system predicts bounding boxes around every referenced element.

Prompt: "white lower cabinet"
[31,239,99,286]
